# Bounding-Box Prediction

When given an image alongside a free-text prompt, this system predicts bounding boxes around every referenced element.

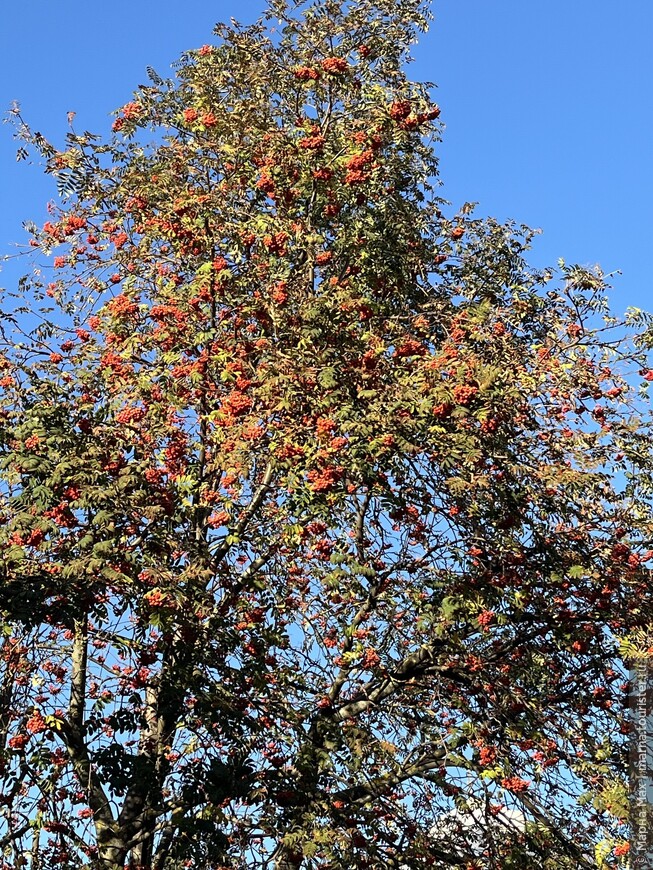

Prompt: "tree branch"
[55,717,119,853]
[211,462,275,569]
[69,615,88,736]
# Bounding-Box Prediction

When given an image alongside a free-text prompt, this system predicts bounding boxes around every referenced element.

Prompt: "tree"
[1,0,653,867]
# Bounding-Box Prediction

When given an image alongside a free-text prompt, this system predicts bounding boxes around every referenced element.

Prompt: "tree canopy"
[2,0,653,867]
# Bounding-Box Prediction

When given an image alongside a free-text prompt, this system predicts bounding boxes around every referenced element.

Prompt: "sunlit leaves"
[0,0,652,868]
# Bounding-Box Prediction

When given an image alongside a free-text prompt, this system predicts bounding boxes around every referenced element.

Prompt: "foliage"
[1,0,653,867]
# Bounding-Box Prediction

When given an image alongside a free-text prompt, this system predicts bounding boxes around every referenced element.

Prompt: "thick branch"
[211,462,275,568]
[69,615,88,736]
[56,718,118,850]
[331,640,451,721]
[331,741,460,805]
[0,822,31,850]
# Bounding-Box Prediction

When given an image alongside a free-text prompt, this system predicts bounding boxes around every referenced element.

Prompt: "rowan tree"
[2,0,653,868]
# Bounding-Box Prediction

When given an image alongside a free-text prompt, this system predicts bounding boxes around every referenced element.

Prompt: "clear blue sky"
[1,0,651,313]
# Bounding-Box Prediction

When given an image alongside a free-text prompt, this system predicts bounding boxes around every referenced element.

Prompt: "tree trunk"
[97,835,128,870]
[129,819,155,870]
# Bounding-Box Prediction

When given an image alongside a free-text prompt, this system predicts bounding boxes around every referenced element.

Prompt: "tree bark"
[274,845,304,870]
[96,832,128,870]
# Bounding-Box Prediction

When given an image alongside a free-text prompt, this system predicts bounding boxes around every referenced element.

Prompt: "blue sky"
[1,0,651,313]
